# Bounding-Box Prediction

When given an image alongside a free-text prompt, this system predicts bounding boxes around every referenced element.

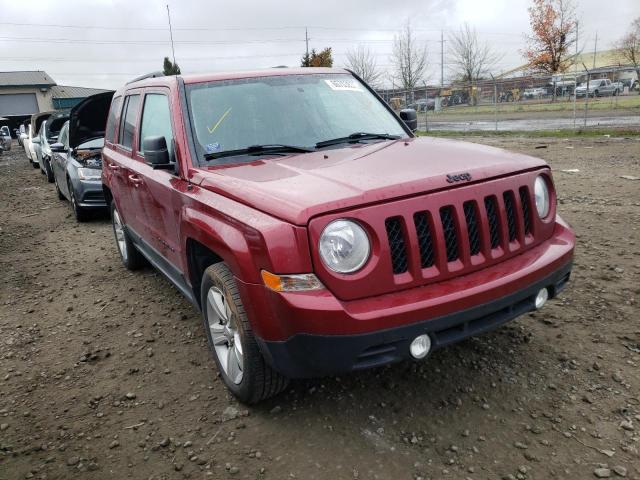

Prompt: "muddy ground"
[1,136,639,480]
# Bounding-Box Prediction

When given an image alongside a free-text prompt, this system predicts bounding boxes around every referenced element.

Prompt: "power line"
[0,21,532,38]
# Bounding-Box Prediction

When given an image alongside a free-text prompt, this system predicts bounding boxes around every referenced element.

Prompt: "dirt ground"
[1,135,639,480]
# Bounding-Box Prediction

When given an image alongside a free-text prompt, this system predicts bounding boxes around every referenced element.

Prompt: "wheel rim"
[69,183,77,212]
[206,286,243,385]
[112,209,128,262]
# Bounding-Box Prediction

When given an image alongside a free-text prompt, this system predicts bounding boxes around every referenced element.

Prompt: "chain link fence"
[376,66,640,132]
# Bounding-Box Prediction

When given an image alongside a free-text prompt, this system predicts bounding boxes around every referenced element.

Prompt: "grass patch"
[416,127,640,138]
[433,95,640,116]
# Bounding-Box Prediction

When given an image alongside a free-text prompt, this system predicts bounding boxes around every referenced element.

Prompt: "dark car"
[50,91,114,221]
[37,111,69,182]
[408,98,435,112]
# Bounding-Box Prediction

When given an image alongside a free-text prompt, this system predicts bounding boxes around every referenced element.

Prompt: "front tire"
[110,201,145,270]
[43,158,54,183]
[54,174,65,200]
[201,263,288,404]
[68,179,88,222]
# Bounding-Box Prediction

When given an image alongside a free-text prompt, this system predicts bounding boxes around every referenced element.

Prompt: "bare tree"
[523,0,577,74]
[448,23,500,82]
[616,17,640,83]
[391,21,428,92]
[345,46,382,86]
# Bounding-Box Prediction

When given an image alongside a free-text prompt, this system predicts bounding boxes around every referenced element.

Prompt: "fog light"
[535,288,549,309]
[410,334,432,359]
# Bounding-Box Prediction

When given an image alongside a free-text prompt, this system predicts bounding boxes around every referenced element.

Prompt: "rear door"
[126,88,184,270]
[104,92,142,230]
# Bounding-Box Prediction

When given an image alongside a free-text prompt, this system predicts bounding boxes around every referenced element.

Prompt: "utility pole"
[592,31,598,69]
[440,30,445,87]
[305,27,309,60]
[166,4,176,66]
[573,21,578,129]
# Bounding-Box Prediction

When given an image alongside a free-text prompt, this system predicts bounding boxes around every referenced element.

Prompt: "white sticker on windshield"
[325,79,363,92]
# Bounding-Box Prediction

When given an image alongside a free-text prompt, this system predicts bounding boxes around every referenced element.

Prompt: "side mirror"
[31,137,41,144]
[143,136,173,170]
[50,142,65,153]
[399,108,418,132]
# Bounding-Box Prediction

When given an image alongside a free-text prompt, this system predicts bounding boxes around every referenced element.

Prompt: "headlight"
[319,219,370,273]
[534,175,550,218]
[77,167,102,181]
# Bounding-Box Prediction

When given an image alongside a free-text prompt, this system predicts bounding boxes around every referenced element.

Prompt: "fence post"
[424,81,429,133]
[582,63,590,128]
[490,74,497,132]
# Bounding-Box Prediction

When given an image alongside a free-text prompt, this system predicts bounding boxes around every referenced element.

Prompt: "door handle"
[128,174,143,186]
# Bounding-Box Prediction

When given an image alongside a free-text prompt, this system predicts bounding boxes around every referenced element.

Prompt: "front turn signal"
[261,270,324,292]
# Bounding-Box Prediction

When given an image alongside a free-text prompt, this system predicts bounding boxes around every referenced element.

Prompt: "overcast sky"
[1,0,638,89]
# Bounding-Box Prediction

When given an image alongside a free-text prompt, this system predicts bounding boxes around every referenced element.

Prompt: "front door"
[126,89,185,272]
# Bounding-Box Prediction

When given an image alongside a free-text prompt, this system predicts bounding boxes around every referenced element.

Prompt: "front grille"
[463,201,481,256]
[413,212,435,268]
[383,185,535,276]
[519,187,532,235]
[385,217,408,274]
[503,191,517,242]
[485,196,501,249]
[440,206,459,262]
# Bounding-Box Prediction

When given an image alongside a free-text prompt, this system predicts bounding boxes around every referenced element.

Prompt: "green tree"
[301,48,333,67]
[163,57,181,75]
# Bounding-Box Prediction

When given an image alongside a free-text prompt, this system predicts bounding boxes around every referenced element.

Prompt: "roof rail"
[126,71,165,85]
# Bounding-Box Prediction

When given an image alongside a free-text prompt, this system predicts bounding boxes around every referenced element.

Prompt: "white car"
[523,87,547,99]
[23,123,33,162]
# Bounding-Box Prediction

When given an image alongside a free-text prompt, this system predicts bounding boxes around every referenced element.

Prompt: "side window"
[105,96,122,144]
[59,123,69,149]
[139,94,174,162]
[118,94,140,150]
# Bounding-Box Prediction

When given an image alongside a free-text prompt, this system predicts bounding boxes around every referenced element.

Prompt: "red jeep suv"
[102,68,575,403]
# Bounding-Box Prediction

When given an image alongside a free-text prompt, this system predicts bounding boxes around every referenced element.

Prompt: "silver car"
[50,92,113,222]
[575,79,619,97]
[0,126,11,152]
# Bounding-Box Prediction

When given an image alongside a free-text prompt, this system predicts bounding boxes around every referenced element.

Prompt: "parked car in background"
[408,98,435,112]
[28,111,52,168]
[51,92,113,221]
[38,111,69,182]
[0,126,11,151]
[575,79,619,97]
[522,87,547,99]
[17,122,27,147]
[102,69,575,404]
[22,122,35,164]
[612,81,625,93]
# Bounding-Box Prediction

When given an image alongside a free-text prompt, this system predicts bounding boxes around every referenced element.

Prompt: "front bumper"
[242,217,575,378]
[256,261,571,378]
[75,179,107,208]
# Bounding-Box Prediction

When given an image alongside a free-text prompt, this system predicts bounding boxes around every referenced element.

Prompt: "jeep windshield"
[186,73,407,164]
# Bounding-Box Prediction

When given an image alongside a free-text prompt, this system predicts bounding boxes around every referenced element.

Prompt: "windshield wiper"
[315,132,401,149]
[204,144,313,161]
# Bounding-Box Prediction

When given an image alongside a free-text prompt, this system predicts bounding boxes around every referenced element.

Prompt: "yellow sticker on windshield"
[325,79,362,92]
[207,107,232,134]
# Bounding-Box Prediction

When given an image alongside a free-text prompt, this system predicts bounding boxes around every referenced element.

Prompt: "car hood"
[192,137,548,225]
[69,91,114,149]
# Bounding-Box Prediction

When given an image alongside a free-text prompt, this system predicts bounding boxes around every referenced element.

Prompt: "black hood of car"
[45,111,70,139]
[69,91,114,149]
[32,111,53,135]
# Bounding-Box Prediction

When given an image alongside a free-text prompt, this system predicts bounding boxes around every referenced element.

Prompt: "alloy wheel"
[112,209,128,262]
[206,286,243,384]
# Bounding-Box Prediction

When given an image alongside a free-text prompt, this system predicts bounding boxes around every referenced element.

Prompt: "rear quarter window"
[118,94,140,150]
[105,96,122,144]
